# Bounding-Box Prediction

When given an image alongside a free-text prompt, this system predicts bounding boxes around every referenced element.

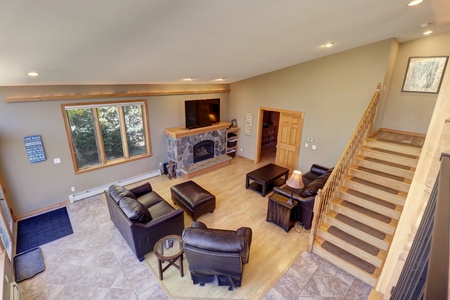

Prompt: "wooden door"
[275,112,303,171]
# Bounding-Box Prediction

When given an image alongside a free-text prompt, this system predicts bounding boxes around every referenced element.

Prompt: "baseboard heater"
[69,169,161,203]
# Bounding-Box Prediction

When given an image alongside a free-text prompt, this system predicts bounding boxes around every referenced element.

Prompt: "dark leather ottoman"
[170,180,216,221]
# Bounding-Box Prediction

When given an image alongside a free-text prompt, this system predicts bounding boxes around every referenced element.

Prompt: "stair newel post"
[308,188,323,252]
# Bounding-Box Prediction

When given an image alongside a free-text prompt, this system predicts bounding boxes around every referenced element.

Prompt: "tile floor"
[17,195,371,300]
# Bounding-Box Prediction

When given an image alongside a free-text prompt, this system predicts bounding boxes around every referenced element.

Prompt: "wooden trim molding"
[4,88,231,103]
[164,122,231,139]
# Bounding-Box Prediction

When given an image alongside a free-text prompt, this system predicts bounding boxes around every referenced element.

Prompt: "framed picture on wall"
[402,56,449,94]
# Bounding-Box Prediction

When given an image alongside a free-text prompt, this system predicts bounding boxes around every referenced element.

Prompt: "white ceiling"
[1,0,450,86]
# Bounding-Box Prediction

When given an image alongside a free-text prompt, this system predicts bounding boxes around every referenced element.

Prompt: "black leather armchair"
[182,221,252,290]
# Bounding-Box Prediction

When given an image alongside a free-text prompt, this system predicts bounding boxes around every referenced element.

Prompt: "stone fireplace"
[166,125,228,177]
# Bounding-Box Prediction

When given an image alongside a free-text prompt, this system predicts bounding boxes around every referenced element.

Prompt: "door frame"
[255,107,303,164]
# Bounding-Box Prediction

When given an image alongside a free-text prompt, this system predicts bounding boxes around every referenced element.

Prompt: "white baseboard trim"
[69,169,162,203]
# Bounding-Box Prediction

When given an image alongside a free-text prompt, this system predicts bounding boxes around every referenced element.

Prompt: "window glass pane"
[98,106,124,161]
[124,105,146,156]
[66,109,101,168]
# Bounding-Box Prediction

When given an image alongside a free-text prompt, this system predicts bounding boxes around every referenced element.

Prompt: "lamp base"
[286,198,294,205]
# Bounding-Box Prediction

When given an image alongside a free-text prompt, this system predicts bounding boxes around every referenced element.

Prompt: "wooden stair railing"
[390,153,450,299]
[308,83,382,251]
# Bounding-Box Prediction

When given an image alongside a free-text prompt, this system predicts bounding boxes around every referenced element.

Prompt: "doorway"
[260,110,280,162]
[256,107,304,171]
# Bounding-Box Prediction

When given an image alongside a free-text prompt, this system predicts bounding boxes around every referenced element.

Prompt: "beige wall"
[379,32,450,134]
[230,39,393,172]
[0,84,229,216]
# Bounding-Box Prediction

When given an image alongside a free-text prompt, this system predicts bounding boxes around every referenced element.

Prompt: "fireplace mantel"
[164,122,231,139]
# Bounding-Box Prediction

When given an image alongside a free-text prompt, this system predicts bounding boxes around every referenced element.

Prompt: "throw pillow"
[109,184,136,203]
[130,182,153,198]
[300,177,326,197]
[119,197,152,223]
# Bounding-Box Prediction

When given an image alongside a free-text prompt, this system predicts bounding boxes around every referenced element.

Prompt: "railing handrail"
[390,153,449,299]
[308,83,382,251]
[424,153,450,299]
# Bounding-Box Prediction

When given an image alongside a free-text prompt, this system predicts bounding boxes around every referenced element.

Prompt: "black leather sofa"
[105,182,184,261]
[273,164,332,229]
[182,221,252,290]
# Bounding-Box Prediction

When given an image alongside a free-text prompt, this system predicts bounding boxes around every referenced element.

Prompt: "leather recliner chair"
[182,221,252,290]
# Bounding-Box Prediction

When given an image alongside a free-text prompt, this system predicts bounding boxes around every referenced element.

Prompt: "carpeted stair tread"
[363,157,411,170]
[356,166,405,182]
[341,201,392,224]
[346,189,396,209]
[349,177,399,195]
[370,147,418,159]
[327,226,380,256]
[321,241,376,274]
[335,214,386,240]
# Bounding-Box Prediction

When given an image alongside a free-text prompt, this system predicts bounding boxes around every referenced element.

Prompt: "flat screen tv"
[185,98,220,129]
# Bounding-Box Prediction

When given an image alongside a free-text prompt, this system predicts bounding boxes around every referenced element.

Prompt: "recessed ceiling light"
[408,0,423,6]
[214,78,225,82]
[423,30,433,35]
[27,71,39,77]
[420,22,432,28]
[182,77,194,82]
[321,42,335,48]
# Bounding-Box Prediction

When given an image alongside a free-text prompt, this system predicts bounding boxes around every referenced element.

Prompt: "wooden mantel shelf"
[164,122,231,139]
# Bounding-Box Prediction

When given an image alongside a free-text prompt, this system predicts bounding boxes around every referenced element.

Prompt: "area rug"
[14,247,45,282]
[16,207,73,254]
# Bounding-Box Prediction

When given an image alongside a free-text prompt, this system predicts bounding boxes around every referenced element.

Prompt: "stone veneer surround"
[167,128,227,177]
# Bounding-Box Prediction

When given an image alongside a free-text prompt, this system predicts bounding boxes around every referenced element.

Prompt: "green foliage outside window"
[64,101,150,172]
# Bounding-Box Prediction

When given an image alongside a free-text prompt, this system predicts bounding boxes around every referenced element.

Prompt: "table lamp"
[285,170,304,205]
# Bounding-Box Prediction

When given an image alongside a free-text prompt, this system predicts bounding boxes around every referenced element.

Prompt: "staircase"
[311,137,422,286]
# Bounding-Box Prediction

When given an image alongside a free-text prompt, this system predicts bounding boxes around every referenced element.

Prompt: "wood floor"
[371,129,425,147]
[137,153,310,299]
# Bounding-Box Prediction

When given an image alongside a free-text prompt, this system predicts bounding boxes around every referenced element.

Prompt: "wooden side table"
[266,193,297,232]
[154,235,184,280]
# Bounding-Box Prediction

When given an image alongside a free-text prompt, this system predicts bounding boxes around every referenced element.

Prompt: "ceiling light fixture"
[322,42,335,48]
[214,78,225,82]
[27,71,39,77]
[408,0,423,6]
[423,30,433,35]
[420,22,432,28]
[182,78,194,82]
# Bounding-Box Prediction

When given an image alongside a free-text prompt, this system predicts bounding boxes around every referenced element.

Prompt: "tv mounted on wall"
[185,98,220,129]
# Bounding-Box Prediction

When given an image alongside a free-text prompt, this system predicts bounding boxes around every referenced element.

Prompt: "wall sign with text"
[24,135,47,163]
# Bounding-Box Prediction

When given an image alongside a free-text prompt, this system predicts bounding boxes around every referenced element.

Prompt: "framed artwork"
[402,56,448,94]
[231,119,238,128]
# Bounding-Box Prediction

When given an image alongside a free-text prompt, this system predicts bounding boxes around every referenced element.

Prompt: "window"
[62,100,151,173]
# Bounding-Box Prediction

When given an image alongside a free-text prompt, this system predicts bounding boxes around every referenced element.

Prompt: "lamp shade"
[286,170,304,189]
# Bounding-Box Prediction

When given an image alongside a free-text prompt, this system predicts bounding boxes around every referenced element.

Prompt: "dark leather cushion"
[109,184,136,203]
[136,191,163,208]
[130,182,152,198]
[119,197,152,223]
[300,173,329,197]
[183,228,245,253]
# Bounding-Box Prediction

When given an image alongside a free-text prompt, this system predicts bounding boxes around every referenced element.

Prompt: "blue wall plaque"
[24,135,47,163]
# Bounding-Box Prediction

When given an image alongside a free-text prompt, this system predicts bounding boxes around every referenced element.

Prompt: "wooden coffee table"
[246,163,289,196]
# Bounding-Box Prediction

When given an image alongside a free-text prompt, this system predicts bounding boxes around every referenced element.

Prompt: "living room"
[1,1,450,299]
